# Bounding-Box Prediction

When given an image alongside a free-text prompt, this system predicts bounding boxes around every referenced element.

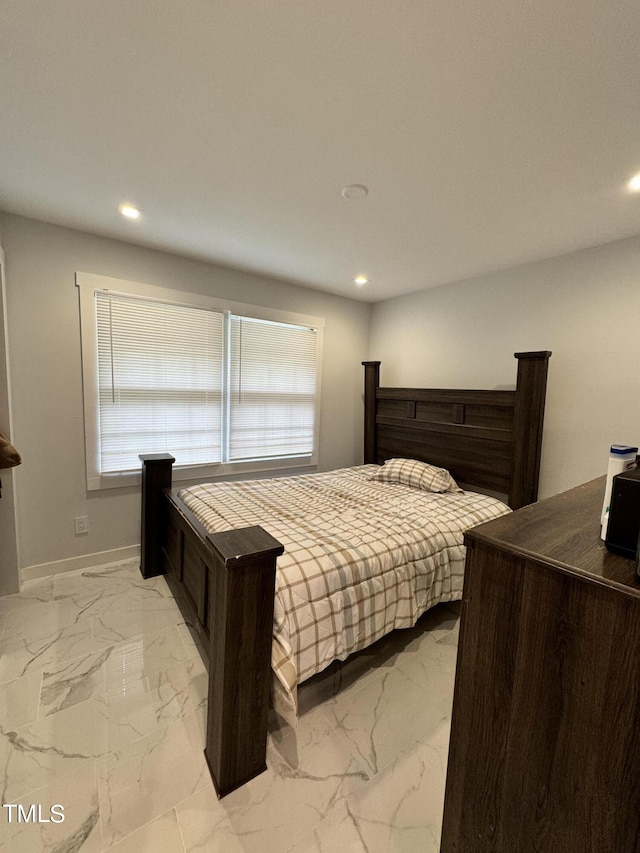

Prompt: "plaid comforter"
[178,465,510,719]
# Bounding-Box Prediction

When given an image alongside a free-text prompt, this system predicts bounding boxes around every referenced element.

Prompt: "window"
[228,314,318,462]
[77,273,323,489]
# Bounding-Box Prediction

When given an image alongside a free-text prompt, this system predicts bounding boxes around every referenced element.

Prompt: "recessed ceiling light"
[117,203,142,220]
[629,174,640,192]
[342,184,368,200]
[354,275,369,286]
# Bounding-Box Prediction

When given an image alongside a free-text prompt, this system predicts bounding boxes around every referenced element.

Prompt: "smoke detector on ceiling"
[341,184,368,200]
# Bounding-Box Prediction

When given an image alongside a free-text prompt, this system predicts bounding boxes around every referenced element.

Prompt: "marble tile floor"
[0,558,460,852]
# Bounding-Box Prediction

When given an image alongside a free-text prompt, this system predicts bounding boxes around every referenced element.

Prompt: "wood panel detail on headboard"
[363,351,551,509]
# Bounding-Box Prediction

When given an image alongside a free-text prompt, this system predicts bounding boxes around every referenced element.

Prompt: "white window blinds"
[229,315,317,461]
[86,282,322,484]
[95,292,224,472]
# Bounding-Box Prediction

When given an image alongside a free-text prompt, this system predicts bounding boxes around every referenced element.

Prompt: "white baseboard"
[20,545,141,584]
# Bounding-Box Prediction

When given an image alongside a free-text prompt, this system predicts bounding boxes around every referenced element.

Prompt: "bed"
[138,351,551,797]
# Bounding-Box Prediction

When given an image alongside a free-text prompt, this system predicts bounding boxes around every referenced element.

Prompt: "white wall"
[0,238,20,593]
[7,210,640,575]
[369,235,640,500]
[2,214,371,575]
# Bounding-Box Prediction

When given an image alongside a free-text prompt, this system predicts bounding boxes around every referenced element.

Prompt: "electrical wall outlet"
[74,516,89,535]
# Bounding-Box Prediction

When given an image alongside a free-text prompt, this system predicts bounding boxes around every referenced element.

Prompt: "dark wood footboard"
[139,454,284,798]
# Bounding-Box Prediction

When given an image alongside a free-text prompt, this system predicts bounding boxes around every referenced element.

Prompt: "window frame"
[77,272,324,491]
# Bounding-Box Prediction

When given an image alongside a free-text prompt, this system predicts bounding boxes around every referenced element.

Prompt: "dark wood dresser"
[440,477,640,853]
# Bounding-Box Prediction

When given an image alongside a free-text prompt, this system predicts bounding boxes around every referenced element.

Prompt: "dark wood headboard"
[362,351,551,509]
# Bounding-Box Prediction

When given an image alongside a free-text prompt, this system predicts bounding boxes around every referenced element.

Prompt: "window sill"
[87,455,318,491]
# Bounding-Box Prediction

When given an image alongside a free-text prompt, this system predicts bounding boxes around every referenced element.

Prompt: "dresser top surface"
[466,476,640,597]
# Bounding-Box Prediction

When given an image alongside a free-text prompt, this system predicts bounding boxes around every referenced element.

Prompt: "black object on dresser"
[605,465,640,560]
[440,477,640,853]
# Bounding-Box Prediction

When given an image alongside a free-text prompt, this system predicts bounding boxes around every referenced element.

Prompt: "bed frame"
[139,350,551,797]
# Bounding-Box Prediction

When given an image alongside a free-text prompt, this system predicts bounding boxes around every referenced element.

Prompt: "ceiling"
[1,1,640,303]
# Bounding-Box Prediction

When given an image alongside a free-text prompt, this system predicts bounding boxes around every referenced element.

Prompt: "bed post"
[362,361,381,464]
[510,351,552,509]
[139,453,175,579]
[204,526,284,797]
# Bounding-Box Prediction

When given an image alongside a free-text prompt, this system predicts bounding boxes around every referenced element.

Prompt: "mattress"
[178,464,510,720]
